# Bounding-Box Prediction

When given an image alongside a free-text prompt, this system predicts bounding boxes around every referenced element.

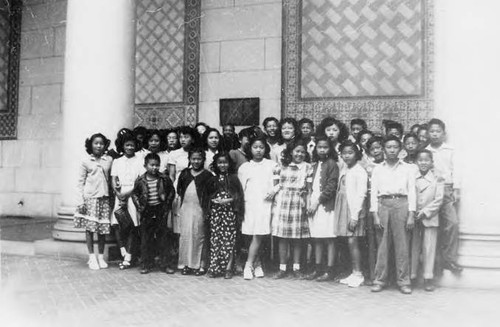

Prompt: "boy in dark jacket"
[132,153,175,274]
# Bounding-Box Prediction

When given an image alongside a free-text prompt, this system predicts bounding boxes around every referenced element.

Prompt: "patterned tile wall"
[135,0,185,104]
[301,0,423,98]
[283,0,433,131]
[134,0,201,128]
[0,0,21,139]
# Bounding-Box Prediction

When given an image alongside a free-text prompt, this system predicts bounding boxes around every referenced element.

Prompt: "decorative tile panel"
[0,0,21,139]
[283,0,433,131]
[301,0,423,98]
[134,0,201,128]
[135,0,185,104]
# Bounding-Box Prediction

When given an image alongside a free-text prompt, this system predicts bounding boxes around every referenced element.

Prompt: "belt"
[379,194,407,199]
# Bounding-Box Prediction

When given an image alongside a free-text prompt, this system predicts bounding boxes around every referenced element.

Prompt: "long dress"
[238,159,277,235]
[308,162,336,238]
[177,181,205,269]
[206,174,243,276]
[167,148,190,233]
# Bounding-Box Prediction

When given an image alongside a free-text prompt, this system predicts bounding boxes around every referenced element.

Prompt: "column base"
[440,231,500,289]
[52,205,86,241]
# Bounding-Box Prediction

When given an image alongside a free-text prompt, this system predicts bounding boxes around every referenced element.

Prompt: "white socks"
[97,254,108,269]
[293,264,300,272]
[279,264,287,271]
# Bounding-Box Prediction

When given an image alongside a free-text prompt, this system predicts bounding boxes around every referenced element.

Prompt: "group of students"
[75,116,461,294]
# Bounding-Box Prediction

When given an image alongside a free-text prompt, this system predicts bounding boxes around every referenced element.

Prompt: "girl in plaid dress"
[272,139,313,279]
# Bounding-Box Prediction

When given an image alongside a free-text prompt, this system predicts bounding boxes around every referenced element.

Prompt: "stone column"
[434,0,500,287]
[53,0,136,241]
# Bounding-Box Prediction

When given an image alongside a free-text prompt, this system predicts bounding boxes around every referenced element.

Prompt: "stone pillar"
[53,0,136,241]
[434,0,500,287]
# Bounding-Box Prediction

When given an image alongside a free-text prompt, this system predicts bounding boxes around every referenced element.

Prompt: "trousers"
[438,185,459,265]
[374,197,410,287]
[410,225,438,279]
[140,205,170,269]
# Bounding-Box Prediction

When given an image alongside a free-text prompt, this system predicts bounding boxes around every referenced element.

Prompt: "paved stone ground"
[0,254,498,327]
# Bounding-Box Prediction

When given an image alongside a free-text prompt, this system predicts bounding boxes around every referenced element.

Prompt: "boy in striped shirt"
[132,153,175,274]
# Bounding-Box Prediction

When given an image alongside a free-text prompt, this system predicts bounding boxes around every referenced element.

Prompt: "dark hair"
[116,132,137,153]
[316,117,349,143]
[165,128,180,151]
[212,151,235,175]
[133,126,147,137]
[416,149,433,160]
[385,121,404,136]
[85,133,110,155]
[403,133,419,143]
[383,135,403,148]
[417,124,428,133]
[410,124,421,132]
[144,152,160,165]
[188,147,206,164]
[350,118,367,130]
[145,129,164,151]
[428,118,446,132]
[279,117,299,144]
[366,135,384,151]
[339,140,363,161]
[298,118,314,130]
[204,128,223,151]
[356,129,374,144]
[244,136,271,160]
[223,123,235,131]
[178,126,199,148]
[195,122,209,130]
[281,138,310,166]
[238,127,254,140]
[312,136,338,162]
[263,116,279,128]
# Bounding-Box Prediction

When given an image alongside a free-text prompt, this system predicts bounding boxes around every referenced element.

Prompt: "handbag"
[114,205,133,230]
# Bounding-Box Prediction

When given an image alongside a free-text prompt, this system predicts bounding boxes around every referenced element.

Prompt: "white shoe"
[347,272,364,288]
[243,264,254,280]
[340,273,354,285]
[97,254,108,269]
[254,266,264,278]
[88,254,100,270]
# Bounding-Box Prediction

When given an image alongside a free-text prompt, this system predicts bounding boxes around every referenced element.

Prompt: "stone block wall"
[198,0,282,128]
[0,0,66,218]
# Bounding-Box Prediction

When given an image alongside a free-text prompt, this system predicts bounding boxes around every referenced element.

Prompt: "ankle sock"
[293,263,300,271]
[279,264,287,271]
[120,247,126,257]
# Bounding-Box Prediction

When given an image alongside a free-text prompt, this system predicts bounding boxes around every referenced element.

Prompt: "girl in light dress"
[110,132,144,269]
[271,139,313,279]
[75,133,113,270]
[305,137,339,281]
[238,136,278,280]
[334,140,368,288]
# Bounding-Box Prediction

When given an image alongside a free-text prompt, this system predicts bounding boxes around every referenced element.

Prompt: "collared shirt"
[425,143,459,188]
[77,154,113,203]
[370,159,417,212]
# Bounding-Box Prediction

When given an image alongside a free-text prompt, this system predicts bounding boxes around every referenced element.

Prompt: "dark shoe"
[165,267,175,274]
[399,285,412,294]
[443,262,463,275]
[181,266,192,275]
[195,268,206,276]
[364,279,374,286]
[371,284,384,292]
[410,278,418,288]
[316,272,333,282]
[290,270,305,279]
[224,271,233,279]
[424,279,435,292]
[304,270,322,281]
[273,270,288,279]
[207,271,216,278]
[140,266,151,274]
